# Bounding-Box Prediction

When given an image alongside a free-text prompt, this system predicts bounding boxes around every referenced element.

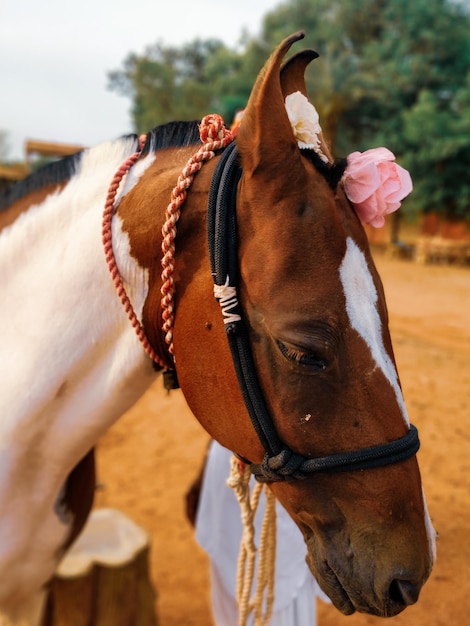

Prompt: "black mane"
[300,149,347,189]
[0,150,84,212]
[142,120,201,154]
[0,121,202,213]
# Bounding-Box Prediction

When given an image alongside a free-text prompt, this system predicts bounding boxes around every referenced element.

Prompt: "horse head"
[0,29,434,619]
[174,32,435,617]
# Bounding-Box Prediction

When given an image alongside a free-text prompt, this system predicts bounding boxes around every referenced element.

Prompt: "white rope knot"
[228,455,277,626]
[214,277,242,325]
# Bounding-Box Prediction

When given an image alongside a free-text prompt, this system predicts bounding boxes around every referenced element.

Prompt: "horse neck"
[0,137,159,545]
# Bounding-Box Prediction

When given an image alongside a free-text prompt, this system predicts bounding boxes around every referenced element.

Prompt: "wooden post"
[0,592,47,626]
[43,508,159,626]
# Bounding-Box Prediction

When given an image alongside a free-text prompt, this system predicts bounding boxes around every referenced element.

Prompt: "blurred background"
[1,2,469,625]
[2,0,470,239]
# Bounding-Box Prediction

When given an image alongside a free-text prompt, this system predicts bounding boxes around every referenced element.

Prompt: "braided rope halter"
[161,114,233,356]
[102,134,169,367]
[158,116,277,626]
[102,115,233,366]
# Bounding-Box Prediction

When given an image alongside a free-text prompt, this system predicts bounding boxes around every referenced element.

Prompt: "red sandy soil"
[94,250,470,626]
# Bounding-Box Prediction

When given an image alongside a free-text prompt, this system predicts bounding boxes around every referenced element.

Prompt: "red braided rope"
[161,114,233,355]
[102,135,169,368]
[102,116,233,366]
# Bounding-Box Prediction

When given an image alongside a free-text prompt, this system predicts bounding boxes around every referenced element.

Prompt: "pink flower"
[342,148,413,228]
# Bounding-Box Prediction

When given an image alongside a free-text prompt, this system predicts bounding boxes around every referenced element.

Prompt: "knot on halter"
[213,278,242,326]
[199,114,233,147]
[253,448,307,483]
[249,425,421,483]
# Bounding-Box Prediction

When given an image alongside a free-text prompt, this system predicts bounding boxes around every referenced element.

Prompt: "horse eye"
[276,340,328,371]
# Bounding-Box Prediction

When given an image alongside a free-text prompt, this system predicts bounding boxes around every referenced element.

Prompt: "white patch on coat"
[340,238,436,569]
[0,137,158,608]
[339,237,409,424]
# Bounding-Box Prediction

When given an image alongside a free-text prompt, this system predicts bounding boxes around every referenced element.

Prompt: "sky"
[0,0,278,160]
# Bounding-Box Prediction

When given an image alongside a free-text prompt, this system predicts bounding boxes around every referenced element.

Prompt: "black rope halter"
[207,142,420,483]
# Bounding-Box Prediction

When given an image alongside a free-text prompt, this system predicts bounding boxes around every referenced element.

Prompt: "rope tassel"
[227,455,277,626]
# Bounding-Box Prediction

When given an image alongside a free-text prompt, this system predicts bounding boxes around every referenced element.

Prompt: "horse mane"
[0,150,84,212]
[0,122,202,213]
[0,121,343,214]
[300,149,348,190]
[144,121,346,190]
[142,120,201,155]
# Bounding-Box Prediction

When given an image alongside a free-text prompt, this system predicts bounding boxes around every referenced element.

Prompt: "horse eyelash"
[276,340,327,370]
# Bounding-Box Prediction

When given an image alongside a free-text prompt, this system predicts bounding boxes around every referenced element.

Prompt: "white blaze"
[339,237,409,424]
[339,238,436,564]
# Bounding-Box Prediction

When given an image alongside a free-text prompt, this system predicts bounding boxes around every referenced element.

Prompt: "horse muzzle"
[314,560,427,617]
[305,533,433,617]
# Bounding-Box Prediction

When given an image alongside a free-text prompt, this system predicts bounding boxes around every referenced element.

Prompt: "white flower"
[285,91,328,162]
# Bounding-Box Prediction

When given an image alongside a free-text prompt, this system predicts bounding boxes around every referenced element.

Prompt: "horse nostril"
[389,579,420,606]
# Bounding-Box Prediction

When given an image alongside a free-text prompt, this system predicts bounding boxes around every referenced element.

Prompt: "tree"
[108,39,235,133]
[402,73,470,218]
[259,0,470,218]
[108,0,470,218]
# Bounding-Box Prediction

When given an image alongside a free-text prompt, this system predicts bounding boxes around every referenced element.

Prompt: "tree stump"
[0,591,47,626]
[43,508,159,626]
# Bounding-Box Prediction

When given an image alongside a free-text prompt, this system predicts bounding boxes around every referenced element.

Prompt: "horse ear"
[280,50,334,164]
[280,49,319,98]
[236,32,306,175]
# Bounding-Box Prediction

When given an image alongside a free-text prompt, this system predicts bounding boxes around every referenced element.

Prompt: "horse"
[0,31,435,620]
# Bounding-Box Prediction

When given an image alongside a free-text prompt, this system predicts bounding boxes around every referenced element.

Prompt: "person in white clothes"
[186,440,330,626]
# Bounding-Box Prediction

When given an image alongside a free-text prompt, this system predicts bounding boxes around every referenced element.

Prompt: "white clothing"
[196,441,330,626]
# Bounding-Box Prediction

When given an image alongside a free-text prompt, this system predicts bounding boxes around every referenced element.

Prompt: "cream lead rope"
[227,455,277,626]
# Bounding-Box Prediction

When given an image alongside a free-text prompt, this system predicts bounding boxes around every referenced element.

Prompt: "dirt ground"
[94,249,470,626]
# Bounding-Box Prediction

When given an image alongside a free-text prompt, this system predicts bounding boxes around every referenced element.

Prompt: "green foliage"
[262,0,470,217]
[402,74,470,218]
[108,0,470,218]
[108,39,234,133]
